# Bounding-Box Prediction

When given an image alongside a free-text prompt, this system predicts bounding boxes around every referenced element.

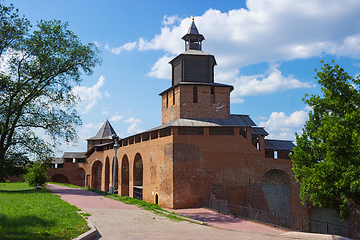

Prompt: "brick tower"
[160,19,234,124]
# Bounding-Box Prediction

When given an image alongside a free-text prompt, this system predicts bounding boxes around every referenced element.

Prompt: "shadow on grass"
[0,214,55,228]
[0,215,61,240]
[0,188,49,194]
[1,236,63,240]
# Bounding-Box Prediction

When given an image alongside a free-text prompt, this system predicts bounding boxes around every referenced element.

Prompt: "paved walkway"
[47,184,330,240]
[173,208,287,235]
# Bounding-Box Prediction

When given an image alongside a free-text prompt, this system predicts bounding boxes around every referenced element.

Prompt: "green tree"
[291,60,360,221]
[24,160,49,187]
[0,4,101,181]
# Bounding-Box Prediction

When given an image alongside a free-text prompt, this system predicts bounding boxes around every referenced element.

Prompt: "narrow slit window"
[210,86,215,103]
[166,91,169,108]
[172,88,175,105]
[274,150,278,159]
[193,86,198,103]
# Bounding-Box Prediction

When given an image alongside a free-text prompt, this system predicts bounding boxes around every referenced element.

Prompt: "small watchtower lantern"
[182,17,205,51]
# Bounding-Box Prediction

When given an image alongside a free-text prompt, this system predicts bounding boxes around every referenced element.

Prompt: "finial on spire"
[107,117,108,120]
[191,15,194,21]
[182,19,205,51]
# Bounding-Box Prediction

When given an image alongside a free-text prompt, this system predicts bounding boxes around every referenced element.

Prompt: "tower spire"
[181,18,205,51]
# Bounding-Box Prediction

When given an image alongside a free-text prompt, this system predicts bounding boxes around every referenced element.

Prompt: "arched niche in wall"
[91,160,103,190]
[261,169,291,216]
[50,174,69,184]
[133,153,143,200]
[75,168,85,187]
[121,155,129,196]
[133,153,143,187]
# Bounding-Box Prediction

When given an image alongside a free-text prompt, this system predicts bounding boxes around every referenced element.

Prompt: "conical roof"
[187,21,200,35]
[87,119,117,140]
[182,20,205,42]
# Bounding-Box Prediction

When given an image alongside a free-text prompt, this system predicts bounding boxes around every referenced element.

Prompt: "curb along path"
[48,184,323,240]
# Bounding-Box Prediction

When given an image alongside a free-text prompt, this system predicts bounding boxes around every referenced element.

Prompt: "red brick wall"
[170,129,307,218]
[162,87,181,124]
[162,85,231,124]
[85,132,175,209]
[49,125,308,218]
[48,161,87,186]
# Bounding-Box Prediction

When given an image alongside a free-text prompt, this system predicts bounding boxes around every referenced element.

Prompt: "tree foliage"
[24,160,49,187]
[0,4,101,181]
[291,60,360,221]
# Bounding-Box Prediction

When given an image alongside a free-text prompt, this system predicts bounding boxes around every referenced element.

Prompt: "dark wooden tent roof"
[86,119,117,140]
[182,20,205,42]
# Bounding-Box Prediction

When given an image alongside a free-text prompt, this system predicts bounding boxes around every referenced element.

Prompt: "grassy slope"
[0,182,89,240]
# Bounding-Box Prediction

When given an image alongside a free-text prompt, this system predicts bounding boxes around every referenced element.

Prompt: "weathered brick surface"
[162,85,231,124]
[48,126,307,218]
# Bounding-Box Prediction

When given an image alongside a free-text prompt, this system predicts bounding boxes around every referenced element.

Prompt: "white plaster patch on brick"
[214,104,224,111]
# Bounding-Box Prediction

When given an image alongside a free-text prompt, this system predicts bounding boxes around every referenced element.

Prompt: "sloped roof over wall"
[252,127,269,136]
[62,152,86,159]
[264,139,295,151]
[147,114,256,132]
[51,157,64,164]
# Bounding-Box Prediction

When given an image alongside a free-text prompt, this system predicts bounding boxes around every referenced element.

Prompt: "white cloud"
[147,54,174,79]
[230,97,245,104]
[137,23,185,53]
[72,76,106,114]
[80,122,104,135]
[259,110,309,141]
[94,41,102,47]
[0,49,13,74]
[102,110,109,115]
[109,115,123,122]
[304,105,313,112]
[127,0,360,95]
[124,117,142,123]
[109,41,137,54]
[127,123,143,135]
[230,63,312,101]
[0,48,33,75]
[162,15,180,26]
[104,91,110,98]
[354,62,360,67]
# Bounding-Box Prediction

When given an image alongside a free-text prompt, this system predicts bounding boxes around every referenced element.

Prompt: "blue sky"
[5,0,360,156]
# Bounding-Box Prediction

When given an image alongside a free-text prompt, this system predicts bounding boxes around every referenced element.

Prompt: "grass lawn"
[0,182,89,240]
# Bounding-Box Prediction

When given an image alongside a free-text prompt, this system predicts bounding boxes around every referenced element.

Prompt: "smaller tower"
[182,19,205,51]
[86,119,117,150]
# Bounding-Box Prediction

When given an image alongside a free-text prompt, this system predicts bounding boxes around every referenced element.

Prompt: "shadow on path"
[47,183,139,210]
